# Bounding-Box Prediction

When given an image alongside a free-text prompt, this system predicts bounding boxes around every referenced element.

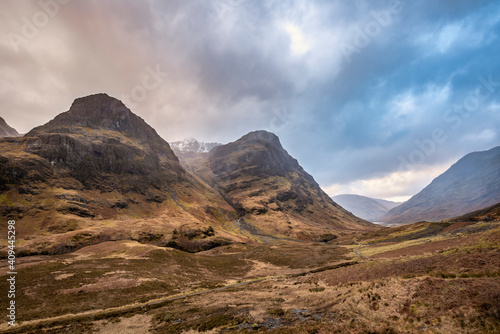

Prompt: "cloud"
[323,161,453,202]
[282,22,311,56]
[461,128,497,145]
[414,5,500,55]
[0,0,499,199]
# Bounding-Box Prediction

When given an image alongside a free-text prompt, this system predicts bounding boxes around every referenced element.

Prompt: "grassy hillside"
[1,208,498,333]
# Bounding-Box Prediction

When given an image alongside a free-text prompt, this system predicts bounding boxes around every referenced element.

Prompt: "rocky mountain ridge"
[0,94,239,255]
[178,130,375,239]
[0,94,374,257]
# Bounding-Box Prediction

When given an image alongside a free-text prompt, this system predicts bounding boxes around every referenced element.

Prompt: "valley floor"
[0,220,499,334]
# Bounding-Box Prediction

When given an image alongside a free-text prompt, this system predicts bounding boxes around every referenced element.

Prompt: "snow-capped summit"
[170,138,222,154]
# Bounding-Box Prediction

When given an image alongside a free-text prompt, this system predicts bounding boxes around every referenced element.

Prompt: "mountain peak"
[201,130,374,235]
[69,93,126,114]
[42,93,131,131]
[26,94,161,142]
[240,130,282,149]
[210,130,298,177]
[332,194,402,221]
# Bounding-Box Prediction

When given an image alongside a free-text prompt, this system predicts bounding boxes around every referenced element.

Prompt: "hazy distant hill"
[0,117,20,137]
[332,194,401,221]
[380,146,500,224]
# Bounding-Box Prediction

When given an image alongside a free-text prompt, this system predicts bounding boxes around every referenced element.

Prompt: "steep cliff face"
[182,130,375,240]
[23,93,184,191]
[0,95,374,256]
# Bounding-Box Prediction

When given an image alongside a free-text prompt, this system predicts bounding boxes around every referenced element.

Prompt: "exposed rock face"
[0,95,374,253]
[0,94,236,227]
[24,93,183,190]
[209,131,308,179]
[183,130,375,238]
[170,138,222,176]
[332,194,401,221]
[380,146,500,224]
[28,94,172,152]
[0,117,20,137]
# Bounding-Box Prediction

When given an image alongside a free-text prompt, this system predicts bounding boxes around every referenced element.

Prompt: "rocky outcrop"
[182,130,375,238]
[0,94,236,227]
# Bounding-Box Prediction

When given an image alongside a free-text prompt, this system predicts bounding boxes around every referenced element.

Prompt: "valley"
[1,1,499,333]
[0,209,498,333]
[0,94,498,334]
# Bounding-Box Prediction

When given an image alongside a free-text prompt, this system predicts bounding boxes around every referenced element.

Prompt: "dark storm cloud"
[281,0,500,193]
[0,0,499,199]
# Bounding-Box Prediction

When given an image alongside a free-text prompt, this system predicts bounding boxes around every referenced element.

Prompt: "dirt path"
[353,241,371,260]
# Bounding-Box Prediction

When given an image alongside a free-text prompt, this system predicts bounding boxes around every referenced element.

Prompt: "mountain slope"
[0,94,238,254]
[181,130,375,240]
[332,194,401,221]
[170,138,222,176]
[380,146,500,224]
[375,198,402,210]
[446,202,500,223]
[0,117,20,137]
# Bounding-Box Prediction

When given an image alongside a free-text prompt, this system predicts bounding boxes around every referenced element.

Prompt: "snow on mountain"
[170,138,222,154]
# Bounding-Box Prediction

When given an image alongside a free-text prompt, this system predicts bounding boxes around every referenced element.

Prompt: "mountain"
[446,201,500,223]
[380,146,500,224]
[0,94,237,254]
[170,138,222,176]
[375,198,402,210]
[332,194,401,221]
[0,94,375,256]
[0,117,20,137]
[171,138,221,154]
[179,130,375,239]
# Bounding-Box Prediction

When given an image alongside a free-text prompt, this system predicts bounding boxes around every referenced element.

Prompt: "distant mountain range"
[380,146,500,224]
[0,117,20,137]
[331,194,401,221]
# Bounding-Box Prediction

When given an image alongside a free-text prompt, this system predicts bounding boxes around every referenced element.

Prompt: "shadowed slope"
[381,146,500,224]
[181,130,375,240]
[0,117,20,137]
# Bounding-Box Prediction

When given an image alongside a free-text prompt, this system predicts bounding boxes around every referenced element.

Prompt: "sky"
[1,0,499,202]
